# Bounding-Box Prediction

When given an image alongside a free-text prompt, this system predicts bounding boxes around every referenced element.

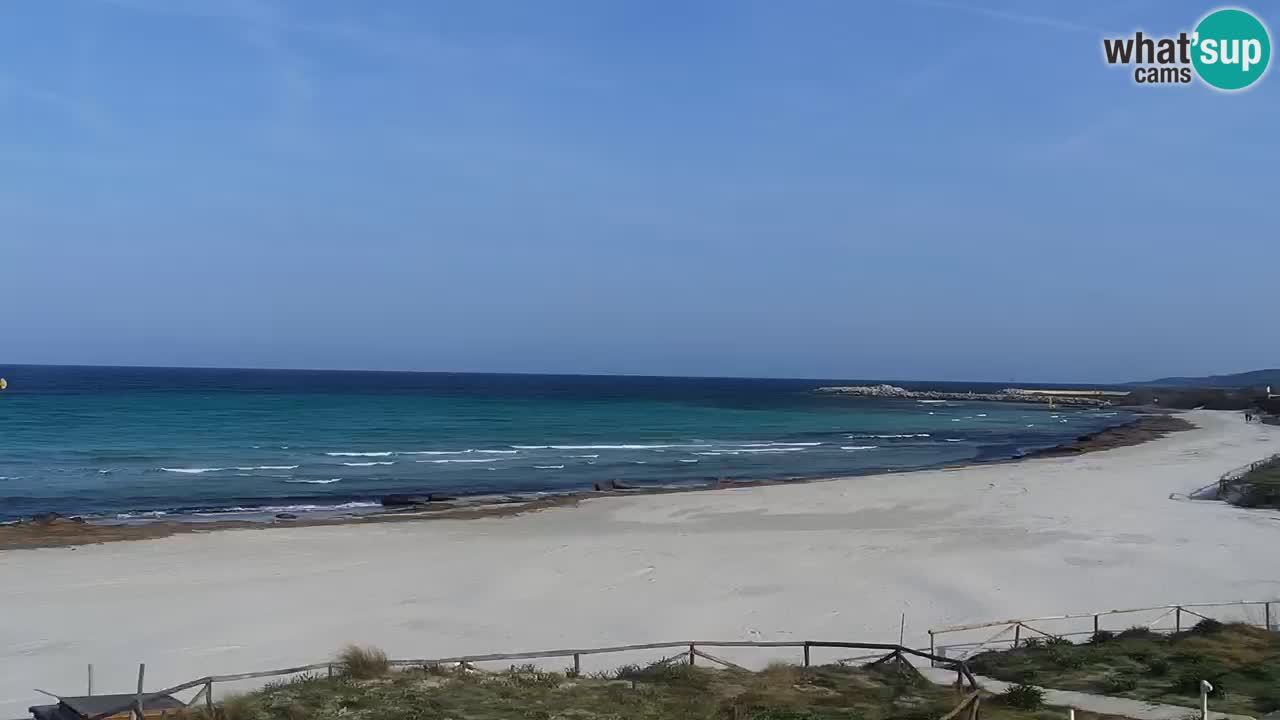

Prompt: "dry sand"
[2,410,1278,716]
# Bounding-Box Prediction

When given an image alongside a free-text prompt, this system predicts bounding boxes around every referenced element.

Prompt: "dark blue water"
[0,366,1132,522]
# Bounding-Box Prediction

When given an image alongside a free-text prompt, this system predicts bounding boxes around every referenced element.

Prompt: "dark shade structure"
[30,694,186,720]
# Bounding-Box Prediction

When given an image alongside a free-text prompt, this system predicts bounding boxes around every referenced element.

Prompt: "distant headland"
[814,384,1122,406]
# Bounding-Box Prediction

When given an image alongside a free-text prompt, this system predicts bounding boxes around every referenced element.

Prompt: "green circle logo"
[1192,8,1271,91]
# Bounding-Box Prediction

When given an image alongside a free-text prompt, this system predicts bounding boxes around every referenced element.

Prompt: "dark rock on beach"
[275,513,298,520]
[1025,414,1194,457]
[28,512,86,526]
[593,479,638,492]
[381,494,434,507]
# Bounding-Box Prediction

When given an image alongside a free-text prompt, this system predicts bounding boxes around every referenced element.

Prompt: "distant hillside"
[1135,369,1280,389]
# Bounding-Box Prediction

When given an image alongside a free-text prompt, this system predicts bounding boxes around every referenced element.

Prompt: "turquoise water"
[0,366,1131,522]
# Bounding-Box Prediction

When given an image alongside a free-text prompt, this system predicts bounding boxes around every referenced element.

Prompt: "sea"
[0,365,1132,523]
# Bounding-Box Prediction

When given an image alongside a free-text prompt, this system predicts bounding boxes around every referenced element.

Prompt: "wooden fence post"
[1176,607,1182,633]
[135,664,146,720]
[1266,602,1272,632]
[688,644,695,666]
[88,664,94,696]
[1013,624,1020,648]
[928,632,935,668]
[205,681,214,717]
[573,653,581,677]
[803,642,811,668]
[1093,615,1099,636]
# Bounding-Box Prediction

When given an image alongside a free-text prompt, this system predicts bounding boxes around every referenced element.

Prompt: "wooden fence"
[928,599,1278,664]
[1215,452,1280,498]
[71,640,978,720]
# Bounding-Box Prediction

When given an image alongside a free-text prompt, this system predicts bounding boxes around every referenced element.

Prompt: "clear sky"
[1,0,1276,383]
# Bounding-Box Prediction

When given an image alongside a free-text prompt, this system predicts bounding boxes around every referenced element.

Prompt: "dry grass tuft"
[337,644,390,680]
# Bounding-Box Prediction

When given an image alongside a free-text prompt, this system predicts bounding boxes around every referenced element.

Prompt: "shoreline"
[0,413,1190,551]
[3,409,1278,719]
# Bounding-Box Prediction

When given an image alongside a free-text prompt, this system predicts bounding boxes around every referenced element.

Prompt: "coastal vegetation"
[1221,454,1280,509]
[968,621,1280,716]
[1116,386,1270,411]
[180,648,1096,720]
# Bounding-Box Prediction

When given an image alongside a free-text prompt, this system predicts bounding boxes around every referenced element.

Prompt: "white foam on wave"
[737,447,807,453]
[284,478,342,484]
[235,465,300,471]
[161,467,225,474]
[945,438,964,443]
[850,433,930,439]
[513,443,703,451]
[399,449,520,456]
[737,442,822,448]
[534,464,564,469]
[977,413,988,417]
[917,400,949,404]
[570,454,599,458]
[325,451,393,457]
[840,445,878,451]
[195,501,378,516]
[342,461,395,467]
[418,458,500,464]
[115,510,170,520]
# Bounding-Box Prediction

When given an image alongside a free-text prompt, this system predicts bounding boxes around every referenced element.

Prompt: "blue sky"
[1,0,1276,383]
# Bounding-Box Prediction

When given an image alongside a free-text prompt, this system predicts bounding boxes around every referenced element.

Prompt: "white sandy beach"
[2,410,1279,717]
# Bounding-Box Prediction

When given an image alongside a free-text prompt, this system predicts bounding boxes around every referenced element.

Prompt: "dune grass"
[968,621,1280,715]
[1229,456,1280,508]
[176,651,1113,720]
[336,644,389,680]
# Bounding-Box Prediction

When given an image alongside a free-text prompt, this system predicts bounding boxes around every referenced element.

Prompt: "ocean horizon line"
[0,361,1136,389]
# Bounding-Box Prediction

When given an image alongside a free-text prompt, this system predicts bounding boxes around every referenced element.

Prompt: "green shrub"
[1117,626,1159,640]
[1048,647,1085,669]
[1190,618,1225,635]
[1146,658,1171,677]
[617,660,711,690]
[502,664,562,688]
[1043,636,1072,646]
[1255,688,1280,714]
[1102,672,1139,693]
[337,644,390,679]
[1090,630,1116,644]
[995,684,1044,710]
[1169,667,1224,697]
[1002,668,1041,685]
